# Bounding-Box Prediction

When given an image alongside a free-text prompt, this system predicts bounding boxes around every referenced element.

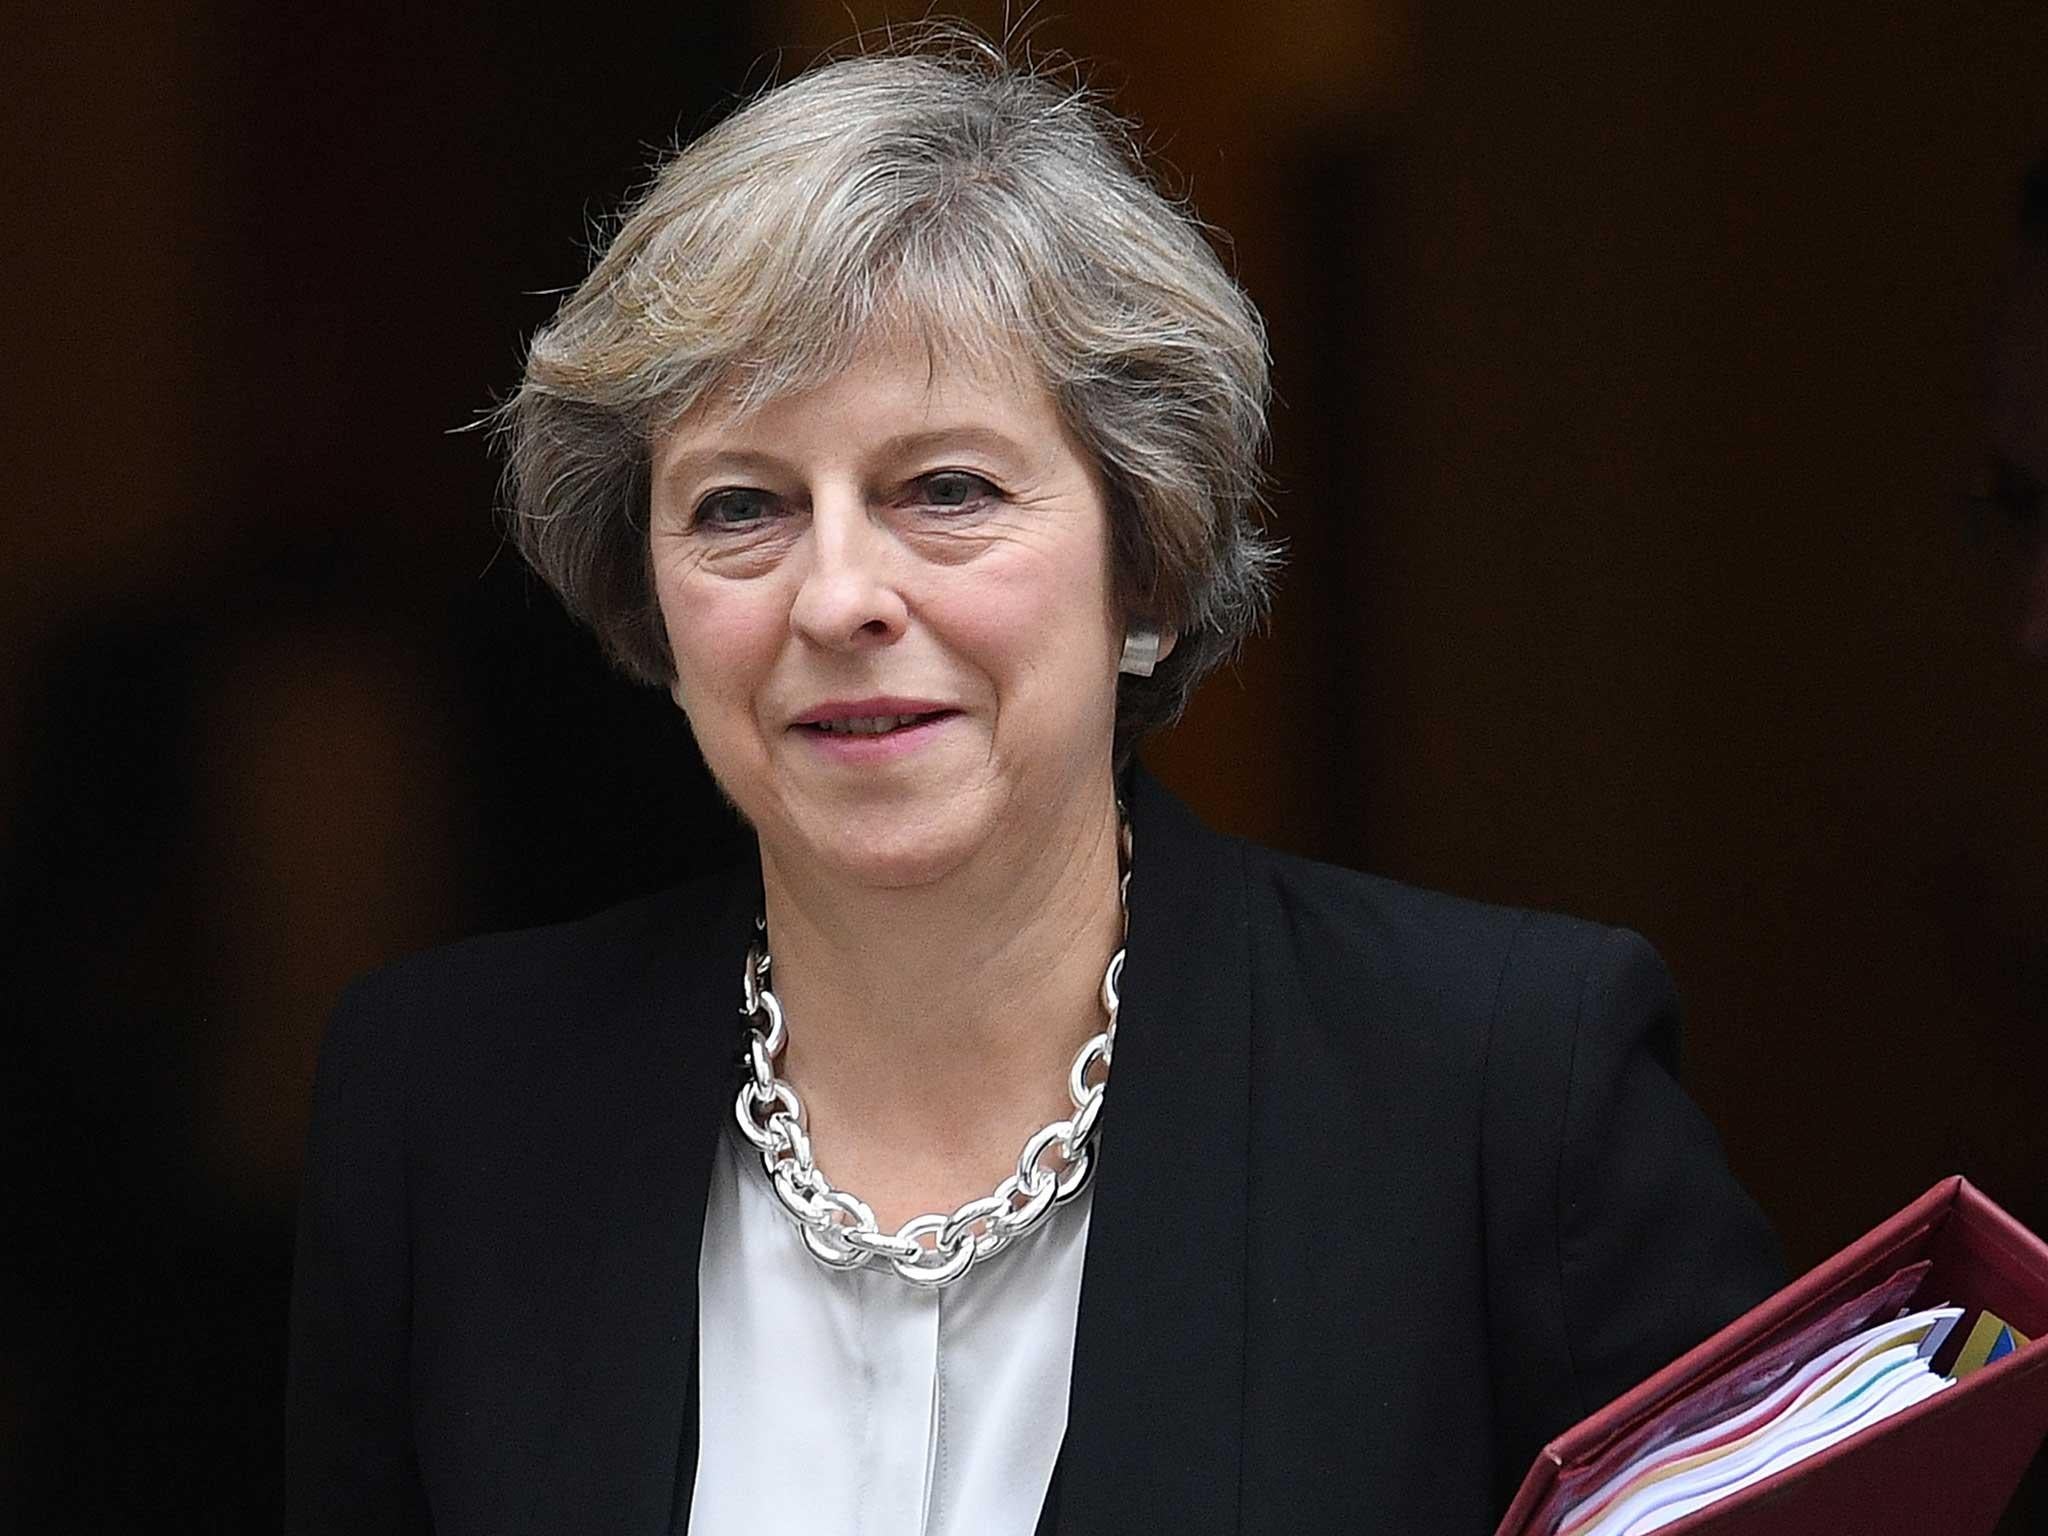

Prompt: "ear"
[668,676,688,710]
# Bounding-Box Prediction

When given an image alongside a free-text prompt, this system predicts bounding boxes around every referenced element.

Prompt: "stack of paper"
[1553,1305,1964,1536]
[1496,1179,2048,1536]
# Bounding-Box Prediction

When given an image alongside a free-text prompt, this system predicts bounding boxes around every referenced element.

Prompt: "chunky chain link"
[731,820,1129,1287]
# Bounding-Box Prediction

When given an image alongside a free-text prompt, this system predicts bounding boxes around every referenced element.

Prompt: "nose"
[787,493,910,653]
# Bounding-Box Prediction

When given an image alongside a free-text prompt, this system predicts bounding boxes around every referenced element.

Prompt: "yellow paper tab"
[1950,1311,2031,1380]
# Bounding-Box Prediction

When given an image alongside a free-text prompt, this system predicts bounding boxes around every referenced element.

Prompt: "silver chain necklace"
[731,820,1129,1288]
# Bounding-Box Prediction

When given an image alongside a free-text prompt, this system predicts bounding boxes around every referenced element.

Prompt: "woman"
[287,34,1783,1536]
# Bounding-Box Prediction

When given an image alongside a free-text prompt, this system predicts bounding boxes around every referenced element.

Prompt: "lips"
[789,701,961,760]
[804,712,948,736]
[790,697,958,735]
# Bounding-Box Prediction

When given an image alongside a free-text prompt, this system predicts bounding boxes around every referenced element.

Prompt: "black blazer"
[288,769,1784,1534]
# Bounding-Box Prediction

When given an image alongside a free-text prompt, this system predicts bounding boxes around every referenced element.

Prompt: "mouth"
[796,709,957,738]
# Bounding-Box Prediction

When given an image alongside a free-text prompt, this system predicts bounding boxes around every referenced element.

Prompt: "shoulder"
[1128,763,1655,1063]
[1239,835,1570,961]
[344,872,739,1013]
[1234,833,1649,1050]
[318,866,753,1091]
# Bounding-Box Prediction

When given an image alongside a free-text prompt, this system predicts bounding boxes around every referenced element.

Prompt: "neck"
[753,783,1125,1226]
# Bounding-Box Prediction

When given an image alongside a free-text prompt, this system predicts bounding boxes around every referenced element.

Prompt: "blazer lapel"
[510,867,756,1534]
[1052,767,1250,1534]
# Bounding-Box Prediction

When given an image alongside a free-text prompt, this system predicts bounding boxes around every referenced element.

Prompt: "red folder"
[1496,1178,2048,1536]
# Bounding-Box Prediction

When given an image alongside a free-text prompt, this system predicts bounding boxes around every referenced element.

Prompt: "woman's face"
[648,334,1123,888]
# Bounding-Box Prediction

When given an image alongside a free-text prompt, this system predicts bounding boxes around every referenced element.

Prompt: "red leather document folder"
[1496,1178,2048,1536]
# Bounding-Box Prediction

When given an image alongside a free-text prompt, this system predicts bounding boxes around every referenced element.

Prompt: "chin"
[768,800,987,891]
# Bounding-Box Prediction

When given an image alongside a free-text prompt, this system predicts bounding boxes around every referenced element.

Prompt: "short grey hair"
[498,30,1278,764]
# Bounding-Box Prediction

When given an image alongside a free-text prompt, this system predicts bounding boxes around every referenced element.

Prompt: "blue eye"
[916,471,998,510]
[694,487,776,528]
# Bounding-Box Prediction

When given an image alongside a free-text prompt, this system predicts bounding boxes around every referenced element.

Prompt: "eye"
[692,487,778,529]
[911,470,1000,512]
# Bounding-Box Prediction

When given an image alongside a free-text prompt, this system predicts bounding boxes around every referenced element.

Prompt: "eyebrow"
[657,425,1036,490]
[655,447,787,487]
[872,426,1033,465]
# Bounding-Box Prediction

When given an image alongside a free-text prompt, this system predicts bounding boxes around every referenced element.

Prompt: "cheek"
[659,574,783,720]
[939,549,1120,690]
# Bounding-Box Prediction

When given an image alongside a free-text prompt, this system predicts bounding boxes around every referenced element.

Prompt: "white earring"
[1118,627,1162,678]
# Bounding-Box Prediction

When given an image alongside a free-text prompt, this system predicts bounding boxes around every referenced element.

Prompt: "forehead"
[656,325,1064,461]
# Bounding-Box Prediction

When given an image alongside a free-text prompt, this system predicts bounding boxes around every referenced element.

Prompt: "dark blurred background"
[6,0,2045,1528]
